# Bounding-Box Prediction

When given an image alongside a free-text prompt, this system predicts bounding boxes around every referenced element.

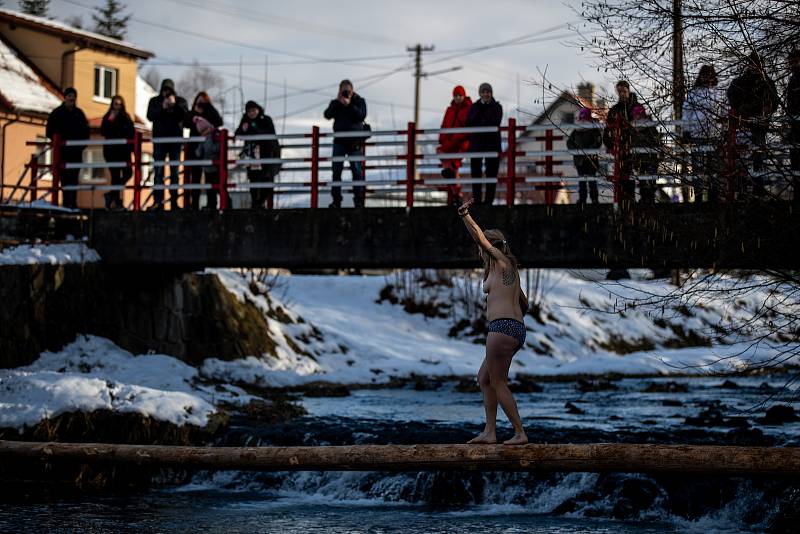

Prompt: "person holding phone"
[324,79,368,208]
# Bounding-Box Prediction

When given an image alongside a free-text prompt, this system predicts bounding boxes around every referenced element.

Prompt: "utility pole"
[672,0,684,120]
[407,44,435,126]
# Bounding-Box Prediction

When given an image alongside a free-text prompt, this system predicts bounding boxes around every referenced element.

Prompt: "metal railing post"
[29,154,39,203]
[50,134,62,206]
[133,130,142,211]
[506,118,517,206]
[311,126,320,209]
[218,128,229,211]
[544,127,555,205]
[406,121,416,207]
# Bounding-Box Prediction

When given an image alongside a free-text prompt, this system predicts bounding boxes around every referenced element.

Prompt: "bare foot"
[467,431,497,444]
[503,432,528,445]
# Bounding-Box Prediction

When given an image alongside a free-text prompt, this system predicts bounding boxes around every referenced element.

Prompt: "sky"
[10,0,606,132]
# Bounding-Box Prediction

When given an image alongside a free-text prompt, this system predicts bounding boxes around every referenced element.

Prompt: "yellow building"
[0,8,154,207]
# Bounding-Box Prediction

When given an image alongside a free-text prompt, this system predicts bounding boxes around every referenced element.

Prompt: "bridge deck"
[1,441,798,476]
[3,204,800,269]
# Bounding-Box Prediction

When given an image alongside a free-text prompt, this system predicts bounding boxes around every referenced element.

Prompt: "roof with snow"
[0,35,61,115]
[0,8,154,59]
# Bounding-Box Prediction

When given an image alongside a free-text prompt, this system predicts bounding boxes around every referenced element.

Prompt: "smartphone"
[341,90,351,98]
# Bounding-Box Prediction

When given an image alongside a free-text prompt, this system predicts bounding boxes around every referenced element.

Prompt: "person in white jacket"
[682,65,725,203]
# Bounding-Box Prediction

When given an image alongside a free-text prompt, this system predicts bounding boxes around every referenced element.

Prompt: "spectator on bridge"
[437,85,472,206]
[192,113,229,210]
[147,79,188,210]
[683,65,725,203]
[603,80,638,206]
[631,105,660,204]
[727,51,779,197]
[786,49,800,202]
[324,79,368,208]
[236,101,281,209]
[566,107,602,204]
[100,95,135,210]
[46,87,89,209]
[466,83,503,205]
[184,92,223,210]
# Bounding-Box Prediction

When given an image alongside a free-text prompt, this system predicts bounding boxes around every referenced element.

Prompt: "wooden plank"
[1,441,799,476]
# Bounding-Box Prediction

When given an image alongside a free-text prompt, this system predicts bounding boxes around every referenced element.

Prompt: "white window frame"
[93,65,117,103]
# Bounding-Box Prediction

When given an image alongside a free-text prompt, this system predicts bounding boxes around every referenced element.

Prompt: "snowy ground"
[202,269,800,387]
[0,336,251,432]
[0,242,99,265]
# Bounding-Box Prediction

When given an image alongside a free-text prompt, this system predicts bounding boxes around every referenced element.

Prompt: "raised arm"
[458,199,507,268]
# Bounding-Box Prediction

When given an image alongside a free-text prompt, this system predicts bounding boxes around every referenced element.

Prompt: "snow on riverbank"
[0,242,100,265]
[0,336,250,431]
[202,270,800,387]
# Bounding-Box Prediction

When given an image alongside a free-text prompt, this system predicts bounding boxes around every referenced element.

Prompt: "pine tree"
[19,0,50,17]
[92,0,131,40]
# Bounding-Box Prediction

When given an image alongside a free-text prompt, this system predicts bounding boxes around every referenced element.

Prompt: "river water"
[2,374,799,533]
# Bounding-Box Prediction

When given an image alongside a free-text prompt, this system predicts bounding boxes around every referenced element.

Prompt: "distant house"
[518,83,607,203]
[0,8,155,207]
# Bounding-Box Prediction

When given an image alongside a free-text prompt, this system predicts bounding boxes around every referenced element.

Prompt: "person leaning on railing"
[631,105,661,205]
[236,100,281,209]
[324,79,368,208]
[437,85,472,206]
[566,107,602,204]
[682,64,725,203]
[184,92,223,210]
[785,49,800,202]
[100,95,135,210]
[603,81,638,205]
[465,83,503,206]
[727,51,779,198]
[46,87,89,209]
[147,79,188,210]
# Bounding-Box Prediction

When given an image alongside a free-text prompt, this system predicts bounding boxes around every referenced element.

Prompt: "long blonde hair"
[480,229,519,281]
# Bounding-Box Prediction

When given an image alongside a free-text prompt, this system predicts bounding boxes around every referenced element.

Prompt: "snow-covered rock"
[0,242,100,265]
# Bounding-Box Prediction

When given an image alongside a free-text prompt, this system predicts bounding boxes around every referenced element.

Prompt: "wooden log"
[1,441,800,476]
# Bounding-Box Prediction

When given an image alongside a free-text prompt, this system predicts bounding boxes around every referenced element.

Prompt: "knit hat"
[245,100,262,112]
[452,85,466,97]
[193,115,214,134]
[478,82,493,94]
[160,79,176,92]
[578,107,592,121]
[63,87,77,97]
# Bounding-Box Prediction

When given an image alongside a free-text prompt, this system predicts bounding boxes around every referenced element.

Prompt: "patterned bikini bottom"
[488,318,526,353]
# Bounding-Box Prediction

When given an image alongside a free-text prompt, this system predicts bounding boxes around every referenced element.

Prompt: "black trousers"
[105,166,132,208]
[61,148,84,208]
[575,160,599,204]
[470,156,499,205]
[249,169,274,209]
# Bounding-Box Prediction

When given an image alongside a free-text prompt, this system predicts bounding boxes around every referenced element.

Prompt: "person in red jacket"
[437,85,472,205]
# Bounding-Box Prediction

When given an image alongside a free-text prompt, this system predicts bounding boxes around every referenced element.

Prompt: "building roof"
[0,8,154,60]
[0,34,61,115]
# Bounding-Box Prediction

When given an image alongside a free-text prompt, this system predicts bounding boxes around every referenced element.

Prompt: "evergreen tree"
[19,0,50,17]
[92,0,130,40]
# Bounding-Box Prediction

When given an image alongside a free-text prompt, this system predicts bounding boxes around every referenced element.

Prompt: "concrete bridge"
[3,203,800,269]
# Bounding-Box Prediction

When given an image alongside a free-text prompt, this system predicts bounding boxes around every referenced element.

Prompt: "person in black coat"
[603,81,638,205]
[727,51,779,196]
[183,92,223,209]
[465,82,502,205]
[786,49,800,201]
[46,87,89,208]
[567,108,602,204]
[146,79,188,209]
[100,95,135,210]
[236,100,281,209]
[324,79,368,208]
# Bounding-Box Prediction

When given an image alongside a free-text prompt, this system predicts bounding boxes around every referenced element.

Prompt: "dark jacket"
[567,124,602,174]
[147,94,189,137]
[235,107,281,178]
[46,103,89,159]
[603,94,639,155]
[324,93,368,136]
[787,72,800,142]
[100,110,134,163]
[727,69,778,121]
[465,98,502,152]
[631,123,662,172]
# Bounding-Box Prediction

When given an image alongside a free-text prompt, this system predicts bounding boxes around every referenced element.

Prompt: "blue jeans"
[331,142,365,207]
[153,143,181,207]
